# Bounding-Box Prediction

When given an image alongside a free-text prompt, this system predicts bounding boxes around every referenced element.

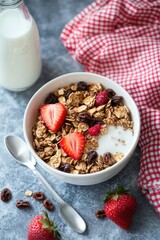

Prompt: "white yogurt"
[97,125,134,156]
[0,8,41,91]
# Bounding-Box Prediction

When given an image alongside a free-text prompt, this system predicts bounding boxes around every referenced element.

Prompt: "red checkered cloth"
[61,0,160,215]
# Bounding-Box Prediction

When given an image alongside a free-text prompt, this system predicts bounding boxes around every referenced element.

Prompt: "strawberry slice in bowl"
[60,132,86,160]
[40,103,67,132]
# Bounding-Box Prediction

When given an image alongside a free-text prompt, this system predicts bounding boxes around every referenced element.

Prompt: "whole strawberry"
[104,186,137,230]
[28,211,61,240]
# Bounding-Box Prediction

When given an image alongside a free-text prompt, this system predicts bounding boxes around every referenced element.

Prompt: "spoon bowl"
[5,135,36,166]
[5,135,86,234]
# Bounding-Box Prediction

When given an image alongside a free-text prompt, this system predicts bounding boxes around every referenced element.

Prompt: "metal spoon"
[5,135,86,234]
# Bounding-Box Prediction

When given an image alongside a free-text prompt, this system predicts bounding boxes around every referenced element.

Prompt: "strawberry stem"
[41,211,61,239]
[104,186,129,203]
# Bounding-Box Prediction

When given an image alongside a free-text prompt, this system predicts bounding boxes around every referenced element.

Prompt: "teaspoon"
[5,135,86,234]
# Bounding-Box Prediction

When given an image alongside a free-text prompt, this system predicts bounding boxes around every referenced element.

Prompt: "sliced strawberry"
[60,132,86,160]
[40,103,67,132]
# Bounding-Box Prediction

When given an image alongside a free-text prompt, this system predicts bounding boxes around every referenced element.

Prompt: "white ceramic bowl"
[23,72,140,185]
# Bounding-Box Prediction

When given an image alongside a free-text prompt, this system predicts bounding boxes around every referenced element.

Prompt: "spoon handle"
[32,168,65,205]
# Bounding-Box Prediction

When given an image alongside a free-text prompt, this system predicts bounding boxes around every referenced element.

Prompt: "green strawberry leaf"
[40,211,61,239]
[104,186,129,203]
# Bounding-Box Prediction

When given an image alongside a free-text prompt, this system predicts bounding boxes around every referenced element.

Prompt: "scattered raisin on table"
[16,200,30,208]
[33,192,45,201]
[43,199,54,211]
[95,210,106,218]
[0,188,12,202]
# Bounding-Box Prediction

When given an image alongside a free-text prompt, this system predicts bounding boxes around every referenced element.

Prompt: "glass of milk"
[0,0,42,91]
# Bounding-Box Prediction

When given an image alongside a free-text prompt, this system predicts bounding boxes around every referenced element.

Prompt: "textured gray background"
[0,0,159,239]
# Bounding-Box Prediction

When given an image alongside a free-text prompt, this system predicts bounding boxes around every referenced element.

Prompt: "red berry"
[88,124,101,136]
[28,211,61,240]
[60,132,86,160]
[104,186,137,230]
[95,91,108,106]
[40,103,67,132]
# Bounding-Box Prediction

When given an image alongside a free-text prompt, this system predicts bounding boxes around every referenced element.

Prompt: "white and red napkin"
[61,0,160,215]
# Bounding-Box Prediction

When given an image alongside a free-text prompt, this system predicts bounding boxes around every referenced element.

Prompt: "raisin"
[106,88,115,98]
[77,81,88,91]
[65,89,73,99]
[78,112,93,124]
[111,96,123,106]
[59,163,71,173]
[87,151,98,164]
[16,200,30,208]
[91,118,103,126]
[95,210,106,218]
[33,192,45,201]
[103,152,116,166]
[78,112,99,127]
[0,188,12,202]
[78,112,103,127]
[43,199,54,211]
[103,152,112,165]
[44,93,58,104]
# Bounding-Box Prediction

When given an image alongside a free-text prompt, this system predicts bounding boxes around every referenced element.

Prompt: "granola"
[32,82,133,174]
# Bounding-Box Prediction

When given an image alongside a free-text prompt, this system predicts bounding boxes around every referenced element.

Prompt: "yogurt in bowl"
[23,72,140,185]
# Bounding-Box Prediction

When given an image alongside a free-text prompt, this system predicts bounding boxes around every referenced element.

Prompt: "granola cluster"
[32,82,133,174]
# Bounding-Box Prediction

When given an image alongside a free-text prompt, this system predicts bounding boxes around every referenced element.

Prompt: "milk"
[97,126,134,157]
[0,8,41,91]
